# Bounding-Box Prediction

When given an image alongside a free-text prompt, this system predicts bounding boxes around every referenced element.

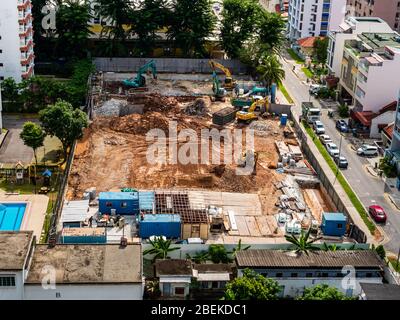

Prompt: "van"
[313,120,325,135]
[357,145,378,157]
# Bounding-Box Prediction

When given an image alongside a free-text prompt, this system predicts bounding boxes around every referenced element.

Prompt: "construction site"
[65,61,337,243]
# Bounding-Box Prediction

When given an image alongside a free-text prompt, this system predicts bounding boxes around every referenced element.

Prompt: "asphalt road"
[280,53,400,253]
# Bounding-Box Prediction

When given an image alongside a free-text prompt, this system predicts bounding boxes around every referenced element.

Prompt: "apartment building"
[287,0,347,41]
[0,0,35,83]
[347,0,400,32]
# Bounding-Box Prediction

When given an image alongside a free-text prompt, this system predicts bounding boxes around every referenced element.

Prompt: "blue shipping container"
[139,214,181,239]
[139,191,155,211]
[321,212,347,237]
[99,192,139,215]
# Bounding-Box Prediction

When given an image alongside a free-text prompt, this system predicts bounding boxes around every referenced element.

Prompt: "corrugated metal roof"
[61,199,90,223]
[323,212,347,222]
[235,250,384,269]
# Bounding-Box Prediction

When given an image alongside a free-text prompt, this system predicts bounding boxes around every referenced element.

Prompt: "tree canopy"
[297,284,355,300]
[313,37,329,64]
[39,100,88,160]
[20,122,46,165]
[224,269,281,300]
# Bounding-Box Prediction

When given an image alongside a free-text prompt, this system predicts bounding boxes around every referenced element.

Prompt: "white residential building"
[287,0,347,41]
[327,17,394,78]
[0,0,35,83]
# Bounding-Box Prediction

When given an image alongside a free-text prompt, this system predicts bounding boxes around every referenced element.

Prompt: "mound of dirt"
[184,97,211,116]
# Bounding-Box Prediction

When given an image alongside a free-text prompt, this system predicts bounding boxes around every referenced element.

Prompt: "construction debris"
[184,97,211,116]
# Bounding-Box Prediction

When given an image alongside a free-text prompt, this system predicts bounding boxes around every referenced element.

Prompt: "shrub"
[375,245,386,260]
[338,104,349,118]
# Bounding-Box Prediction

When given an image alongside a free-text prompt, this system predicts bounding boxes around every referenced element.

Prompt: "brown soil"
[67,94,290,214]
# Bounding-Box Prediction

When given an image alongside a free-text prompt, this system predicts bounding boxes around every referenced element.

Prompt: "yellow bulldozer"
[236,97,269,123]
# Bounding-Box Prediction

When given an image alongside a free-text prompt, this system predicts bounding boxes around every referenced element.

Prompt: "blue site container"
[139,214,181,239]
[321,212,347,237]
[99,192,139,215]
[139,191,155,211]
[280,114,288,126]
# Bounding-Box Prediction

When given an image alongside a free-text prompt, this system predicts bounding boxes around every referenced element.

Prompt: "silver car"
[326,143,340,157]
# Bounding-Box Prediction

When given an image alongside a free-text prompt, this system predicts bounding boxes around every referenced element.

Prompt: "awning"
[197,273,230,282]
[351,110,377,127]
[42,169,52,177]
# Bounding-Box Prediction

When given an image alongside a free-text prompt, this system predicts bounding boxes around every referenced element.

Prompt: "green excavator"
[211,71,227,101]
[123,60,157,88]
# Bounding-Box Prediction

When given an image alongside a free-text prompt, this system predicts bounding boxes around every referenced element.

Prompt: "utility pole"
[333,134,343,185]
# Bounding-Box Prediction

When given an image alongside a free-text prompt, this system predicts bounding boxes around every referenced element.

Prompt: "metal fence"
[93,57,249,74]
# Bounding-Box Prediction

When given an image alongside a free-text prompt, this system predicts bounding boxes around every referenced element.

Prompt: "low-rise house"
[295,36,324,60]
[154,259,193,299]
[381,123,394,149]
[191,263,234,300]
[0,231,35,300]
[24,243,143,300]
[360,283,400,300]
[235,249,384,298]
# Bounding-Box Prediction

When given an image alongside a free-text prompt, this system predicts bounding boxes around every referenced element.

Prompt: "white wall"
[328,0,347,32]
[370,111,396,138]
[0,272,24,300]
[24,283,143,300]
[0,0,22,82]
[356,54,400,113]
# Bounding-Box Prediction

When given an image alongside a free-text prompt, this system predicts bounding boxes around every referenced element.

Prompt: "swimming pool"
[0,203,27,231]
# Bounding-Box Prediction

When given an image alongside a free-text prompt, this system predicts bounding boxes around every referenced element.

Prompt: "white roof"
[197,273,230,282]
[61,199,90,223]
[159,277,192,283]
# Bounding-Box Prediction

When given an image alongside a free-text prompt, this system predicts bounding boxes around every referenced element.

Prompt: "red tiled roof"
[383,123,394,139]
[379,101,397,114]
[351,110,377,127]
[297,36,324,48]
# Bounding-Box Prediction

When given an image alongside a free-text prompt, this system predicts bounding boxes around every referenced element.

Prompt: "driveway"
[280,52,400,253]
[0,115,36,165]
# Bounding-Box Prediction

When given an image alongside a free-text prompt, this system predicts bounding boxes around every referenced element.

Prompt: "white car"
[326,143,340,157]
[313,121,325,135]
[319,134,332,145]
[357,145,378,156]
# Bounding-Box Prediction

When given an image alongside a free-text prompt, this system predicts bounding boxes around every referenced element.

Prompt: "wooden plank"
[235,215,250,236]
[245,216,261,237]
[265,215,278,234]
[255,216,271,236]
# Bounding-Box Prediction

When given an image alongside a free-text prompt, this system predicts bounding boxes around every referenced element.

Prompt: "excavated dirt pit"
[67,93,296,215]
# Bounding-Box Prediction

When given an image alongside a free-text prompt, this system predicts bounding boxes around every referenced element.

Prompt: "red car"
[368,205,387,223]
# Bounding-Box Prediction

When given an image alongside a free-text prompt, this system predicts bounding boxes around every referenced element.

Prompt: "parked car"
[326,143,340,157]
[319,134,332,145]
[309,84,327,96]
[334,156,348,169]
[336,119,349,133]
[313,120,325,135]
[368,205,387,223]
[357,144,378,157]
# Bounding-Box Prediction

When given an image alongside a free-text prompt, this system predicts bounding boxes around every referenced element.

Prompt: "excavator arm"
[208,60,235,89]
[123,60,157,88]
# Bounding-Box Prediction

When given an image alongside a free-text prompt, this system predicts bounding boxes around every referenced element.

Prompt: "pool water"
[0,203,27,231]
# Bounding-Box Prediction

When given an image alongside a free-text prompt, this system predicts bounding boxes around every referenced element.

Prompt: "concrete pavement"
[280,51,400,253]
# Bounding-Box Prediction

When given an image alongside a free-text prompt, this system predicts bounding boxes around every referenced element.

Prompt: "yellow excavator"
[236,97,269,123]
[208,60,236,90]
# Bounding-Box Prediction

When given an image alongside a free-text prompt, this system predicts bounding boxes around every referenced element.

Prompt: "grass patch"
[287,48,305,64]
[302,122,376,235]
[301,67,313,79]
[278,83,294,104]
[389,257,400,272]
[0,180,37,194]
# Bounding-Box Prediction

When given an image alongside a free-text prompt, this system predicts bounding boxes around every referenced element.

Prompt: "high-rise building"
[347,0,400,32]
[0,0,35,83]
[287,0,347,41]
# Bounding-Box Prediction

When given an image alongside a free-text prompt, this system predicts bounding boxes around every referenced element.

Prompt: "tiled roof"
[235,250,384,269]
[297,36,324,48]
[383,123,394,139]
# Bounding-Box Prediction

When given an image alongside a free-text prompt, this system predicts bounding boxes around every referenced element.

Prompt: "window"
[261,273,268,277]
[0,77,4,81]
[212,281,219,289]
[0,63,3,67]
[337,223,343,229]
[106,202,112,207]
[191,225,200,233]
[175,287,185,295]
[0,276,16,287]
[322,272,329,277]
[56,292,61,298]
[306,273,313,278]
[121,202,128,208]
[366,273,372,278]
[291,273,298,277]
[276,272,283,277]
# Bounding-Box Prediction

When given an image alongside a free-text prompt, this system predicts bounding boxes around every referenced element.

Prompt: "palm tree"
[322,243,338,252]
[232,239,251,258]
[186,251,210,264]
[285,229,321,256]
[143,237,180,262]
[256,54,285,90]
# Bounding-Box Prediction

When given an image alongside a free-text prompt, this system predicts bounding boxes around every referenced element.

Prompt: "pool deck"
[0,192,49,239]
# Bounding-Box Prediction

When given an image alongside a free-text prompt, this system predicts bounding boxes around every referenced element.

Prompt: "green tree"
[95,0,135,56]
[168,0,216,57]
[39,100,88,160]
[232,239,251,257]
[208,244,232,263]
[220,0,261,58]
[285,229,321,256]
[54,1,93,59]
[374,244,386,260]
[186,251,210,264]
[313,37,329,64]
[20,122,46,191]
[338,104,349,118]
[133,0,172,56]
[297,284,354,300]
[1,78,19,102]
[223,269,280,300]
[379,157,397,178]
[143,237,180,262]
[257,11,286,54]
[256,54,285,89]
